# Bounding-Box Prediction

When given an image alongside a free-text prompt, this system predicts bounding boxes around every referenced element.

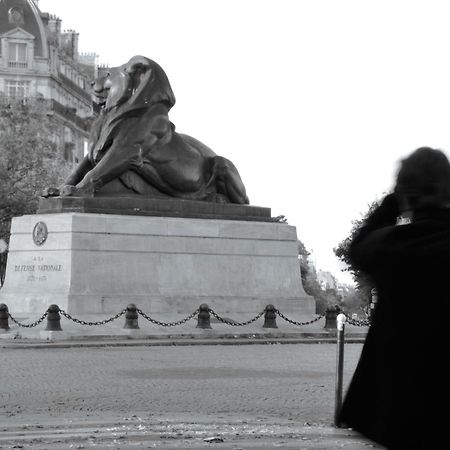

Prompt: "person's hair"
[394,147,450,210]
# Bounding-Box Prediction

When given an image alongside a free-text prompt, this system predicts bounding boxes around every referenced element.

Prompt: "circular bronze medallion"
[32,222,48,246]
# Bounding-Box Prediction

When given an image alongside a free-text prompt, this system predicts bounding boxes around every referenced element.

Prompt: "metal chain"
[8,311,48,328]
[137,308,199,327]
[59,308,127,326]
[344,313,371,327]
[275,310,324,326]
[208,308,265,326]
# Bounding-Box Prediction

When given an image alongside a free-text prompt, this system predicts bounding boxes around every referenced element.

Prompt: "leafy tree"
[298,239,342,314]
[333,200,381,307]
[297,239,310,288]
[340,286,371,316]
[0,98,70,243]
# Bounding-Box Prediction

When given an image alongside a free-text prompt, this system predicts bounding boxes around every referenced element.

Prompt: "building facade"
[0,0,97,164]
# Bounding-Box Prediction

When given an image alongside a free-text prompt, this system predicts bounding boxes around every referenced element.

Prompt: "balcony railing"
[58,72,91,102]
[50,99,91,132]
[0,97,91,133]
[8,61,28,69]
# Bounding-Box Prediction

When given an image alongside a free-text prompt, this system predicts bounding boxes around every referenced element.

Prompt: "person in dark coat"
[339,147,450,449]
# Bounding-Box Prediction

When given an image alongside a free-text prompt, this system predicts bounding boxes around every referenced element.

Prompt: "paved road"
[0,343,382,449]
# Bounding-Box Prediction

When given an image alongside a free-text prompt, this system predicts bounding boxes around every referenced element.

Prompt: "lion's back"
[178,133,217,159]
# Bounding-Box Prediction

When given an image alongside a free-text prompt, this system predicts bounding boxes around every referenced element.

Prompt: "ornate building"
[0,0,97,164]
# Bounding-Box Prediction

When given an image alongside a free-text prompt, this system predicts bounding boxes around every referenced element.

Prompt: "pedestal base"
[0,212,315,317]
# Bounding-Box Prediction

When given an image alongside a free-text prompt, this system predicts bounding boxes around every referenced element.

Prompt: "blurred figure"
[339,147,450,449]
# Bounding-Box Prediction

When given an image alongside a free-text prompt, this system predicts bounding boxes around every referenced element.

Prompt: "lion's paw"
[59,185,77,197]
[41,187,60,198]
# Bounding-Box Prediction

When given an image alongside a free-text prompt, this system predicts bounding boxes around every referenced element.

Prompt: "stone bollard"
[196,303,212,329]
[45,304,62,331]
[324,305,341,329]
[123,303,140,329]
[263,304,278,328]
[0,303,10,331]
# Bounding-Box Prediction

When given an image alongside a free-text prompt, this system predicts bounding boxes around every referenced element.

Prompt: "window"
[63,142,74,163]
[83,139,89,156]
[8,42,28,68]
[5,80,30,99]
[8,7,25,25]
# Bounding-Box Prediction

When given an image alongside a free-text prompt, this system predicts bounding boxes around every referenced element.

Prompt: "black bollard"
[334,313,346,427]
[263,304,278,328]
[324,305,341,329]
[124,303,140,329]
[45,304,62,331]
[369,288,378,321]
[196,303,212,329]
[0,303,10,331]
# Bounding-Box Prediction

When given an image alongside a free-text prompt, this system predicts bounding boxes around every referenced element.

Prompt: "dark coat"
[339,194,450,449]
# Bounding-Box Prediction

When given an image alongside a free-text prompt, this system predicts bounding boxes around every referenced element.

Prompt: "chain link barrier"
[136,308,200,327]
[275,309,324,326]
[59,308,127,326]
[208,308,265,326]
[3,304,372,330]
[343,313,371,327]
[8,311,48,328]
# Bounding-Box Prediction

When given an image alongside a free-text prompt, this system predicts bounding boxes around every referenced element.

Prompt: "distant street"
[0,343,382,448]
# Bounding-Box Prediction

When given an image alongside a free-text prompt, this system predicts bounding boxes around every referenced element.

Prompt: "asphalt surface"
[0,342,383,449]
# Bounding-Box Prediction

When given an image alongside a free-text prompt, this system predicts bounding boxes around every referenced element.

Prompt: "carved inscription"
[14,264,62,272]
[15,256,63,282]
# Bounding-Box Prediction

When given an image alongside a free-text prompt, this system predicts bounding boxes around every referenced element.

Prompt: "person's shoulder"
[387,219,450,255]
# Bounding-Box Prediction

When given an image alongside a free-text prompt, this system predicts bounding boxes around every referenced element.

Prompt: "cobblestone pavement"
[0,343,382,449]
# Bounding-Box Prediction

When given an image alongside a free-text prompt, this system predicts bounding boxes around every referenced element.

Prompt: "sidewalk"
[0,416,383,449]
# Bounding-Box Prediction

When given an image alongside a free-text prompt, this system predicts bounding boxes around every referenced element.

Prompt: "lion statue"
[49,55,249,204]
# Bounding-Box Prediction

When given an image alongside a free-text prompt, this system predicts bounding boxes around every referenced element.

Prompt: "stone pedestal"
[0,209,314,317]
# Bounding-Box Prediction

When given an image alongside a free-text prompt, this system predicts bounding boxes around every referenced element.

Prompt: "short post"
[334,313,346,427]
[0,303,10,331]
[263,304,277,328]
[324,305,340,329]
[45,304,62,331]
[123,303,139,329]
[196,303,212,329]
[369,288,378,321]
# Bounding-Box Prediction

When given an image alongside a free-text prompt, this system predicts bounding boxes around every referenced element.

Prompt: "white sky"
[38,0,450,284]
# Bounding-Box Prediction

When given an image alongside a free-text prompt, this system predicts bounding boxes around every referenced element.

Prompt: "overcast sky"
[39,0,450,284]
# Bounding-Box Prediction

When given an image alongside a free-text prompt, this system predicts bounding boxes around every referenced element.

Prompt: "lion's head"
[91,56,176,114]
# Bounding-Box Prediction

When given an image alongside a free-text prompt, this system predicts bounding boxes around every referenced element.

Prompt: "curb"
[0,334,367,349]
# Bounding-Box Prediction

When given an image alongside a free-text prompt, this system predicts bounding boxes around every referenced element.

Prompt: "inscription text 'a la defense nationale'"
[14,264,63,272]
